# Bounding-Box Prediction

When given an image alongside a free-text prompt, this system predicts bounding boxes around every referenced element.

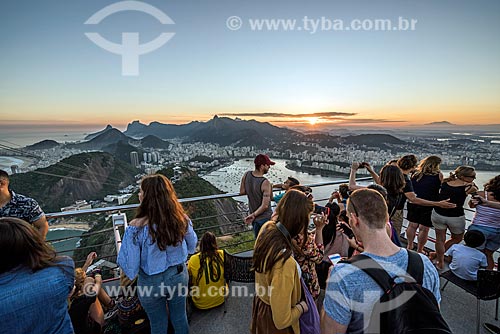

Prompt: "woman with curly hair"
[188,231,225,310]
[0,217,74,333]
[468,175,500,269]
[118,174,198,334]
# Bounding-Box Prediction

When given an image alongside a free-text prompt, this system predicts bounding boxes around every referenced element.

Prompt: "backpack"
[342,250,452,334]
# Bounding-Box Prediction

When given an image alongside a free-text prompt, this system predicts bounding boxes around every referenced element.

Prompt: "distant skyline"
[1,0,499,129]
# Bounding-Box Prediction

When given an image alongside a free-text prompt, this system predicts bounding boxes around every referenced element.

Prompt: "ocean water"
[47,228,86,256]
[203,159,499,205]
[0,129,90,147]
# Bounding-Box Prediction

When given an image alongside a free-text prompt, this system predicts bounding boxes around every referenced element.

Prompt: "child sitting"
[445,230,488,281]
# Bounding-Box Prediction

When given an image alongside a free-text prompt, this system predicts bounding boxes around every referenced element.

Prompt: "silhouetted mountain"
[304,133,341,147]
[343,134,404,148]
[9,152,137,212]
[102,140,142,165]
[71,128,131,150]
[140,135,171,149]
[125,116,300,147]
[125,120,201,139]
[85,125,113,140]
[25,140,60,150]
[425,121,455,126]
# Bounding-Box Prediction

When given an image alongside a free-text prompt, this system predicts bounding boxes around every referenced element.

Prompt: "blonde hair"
[443,166,475,183]
[72,268,86,299]
[413,156,442,181]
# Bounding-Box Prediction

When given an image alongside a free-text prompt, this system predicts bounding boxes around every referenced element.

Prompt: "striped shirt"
[471,205,500,228]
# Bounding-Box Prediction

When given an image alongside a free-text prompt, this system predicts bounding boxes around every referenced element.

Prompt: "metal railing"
[46,177,373,261]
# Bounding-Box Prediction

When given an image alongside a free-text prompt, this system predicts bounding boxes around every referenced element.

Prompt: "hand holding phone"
[471,192,484,204]
[328,253,342,265]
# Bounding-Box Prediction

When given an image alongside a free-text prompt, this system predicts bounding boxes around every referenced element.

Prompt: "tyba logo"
[84,1,175,76]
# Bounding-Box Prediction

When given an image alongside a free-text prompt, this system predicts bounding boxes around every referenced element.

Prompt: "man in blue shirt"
[321,188,441,334]
[0,170,48,239]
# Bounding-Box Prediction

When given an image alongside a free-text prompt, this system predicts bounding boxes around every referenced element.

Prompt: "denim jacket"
[0,257,75,334]
[118,220,197,279]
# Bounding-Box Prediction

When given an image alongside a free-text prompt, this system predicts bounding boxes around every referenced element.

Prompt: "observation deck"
[45,178,498,334]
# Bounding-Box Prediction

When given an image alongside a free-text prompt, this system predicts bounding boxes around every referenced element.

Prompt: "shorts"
[431,210,466,235]
[468,224,500,251]
[391,209,404,236]
[407,203,433,227]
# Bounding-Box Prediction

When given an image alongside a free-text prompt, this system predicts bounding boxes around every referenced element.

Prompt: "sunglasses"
[347,198,359,217]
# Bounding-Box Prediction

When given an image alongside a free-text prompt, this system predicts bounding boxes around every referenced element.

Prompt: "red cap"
[254,154,275,167]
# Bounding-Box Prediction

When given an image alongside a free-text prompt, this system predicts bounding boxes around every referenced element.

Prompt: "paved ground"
[189,249,499,334]
[189,273,499,334]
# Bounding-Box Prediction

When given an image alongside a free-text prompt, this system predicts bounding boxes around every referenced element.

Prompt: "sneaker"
[484,323,500,334]
[104,302,118,321]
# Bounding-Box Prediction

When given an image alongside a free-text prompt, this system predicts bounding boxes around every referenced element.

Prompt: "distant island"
[424,121,455,126]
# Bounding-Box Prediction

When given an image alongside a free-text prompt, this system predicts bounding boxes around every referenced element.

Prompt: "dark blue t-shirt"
[0,191,45,223]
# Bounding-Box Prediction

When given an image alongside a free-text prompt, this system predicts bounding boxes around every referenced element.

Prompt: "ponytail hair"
[443,166,475,183]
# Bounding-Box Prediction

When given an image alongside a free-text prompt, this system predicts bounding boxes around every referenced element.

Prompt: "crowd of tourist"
[0,153,499,334]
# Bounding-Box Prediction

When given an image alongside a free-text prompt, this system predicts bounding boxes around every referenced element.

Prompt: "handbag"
[118,227,149,331]
[117,278,148,329]
[299,277,320,334]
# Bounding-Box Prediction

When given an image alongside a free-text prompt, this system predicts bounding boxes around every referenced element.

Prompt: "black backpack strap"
[341,254,394,293]
[406,250,424,284]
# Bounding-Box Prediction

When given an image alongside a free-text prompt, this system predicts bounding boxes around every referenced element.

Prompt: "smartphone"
[471,192,484,204]
[328,253,342,265]
[339,222,355,239]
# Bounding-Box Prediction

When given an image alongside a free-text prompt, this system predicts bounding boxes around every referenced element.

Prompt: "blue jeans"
[138,263,189,334]
[469,224,500,251]
[252,218,268,238]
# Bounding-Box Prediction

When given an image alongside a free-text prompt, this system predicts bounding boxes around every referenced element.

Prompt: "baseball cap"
[254,154,275,166]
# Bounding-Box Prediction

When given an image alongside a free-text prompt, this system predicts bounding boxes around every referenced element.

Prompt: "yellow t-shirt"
[188,249,225,310]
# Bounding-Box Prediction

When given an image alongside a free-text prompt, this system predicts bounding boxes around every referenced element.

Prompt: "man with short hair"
[272,176,300,204]
[240,154,274,238]
[321,188,441,334]
[0,170,48,239]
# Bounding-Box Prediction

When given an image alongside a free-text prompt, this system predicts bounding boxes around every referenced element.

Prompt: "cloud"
[217,112,406,125]
[270,118,404,124]
[334,118,405,124]
[218,112,357,118]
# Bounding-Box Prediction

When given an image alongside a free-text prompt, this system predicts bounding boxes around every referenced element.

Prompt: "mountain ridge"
[9,152,137,212]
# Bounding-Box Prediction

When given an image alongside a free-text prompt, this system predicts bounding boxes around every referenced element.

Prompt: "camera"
[471,192,483,204]
[89,268,102,278]
[314,205,330,215]
[358,162,368,168]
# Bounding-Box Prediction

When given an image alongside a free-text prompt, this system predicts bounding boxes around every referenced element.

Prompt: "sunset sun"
[308,117,318,125]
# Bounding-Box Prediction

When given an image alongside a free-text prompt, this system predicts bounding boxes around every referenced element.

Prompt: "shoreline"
[0,155,38,171]
[285,163,364,178]
[49,223,90,231]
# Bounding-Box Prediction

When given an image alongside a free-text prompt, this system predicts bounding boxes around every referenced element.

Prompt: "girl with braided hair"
[188,232,226,309]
